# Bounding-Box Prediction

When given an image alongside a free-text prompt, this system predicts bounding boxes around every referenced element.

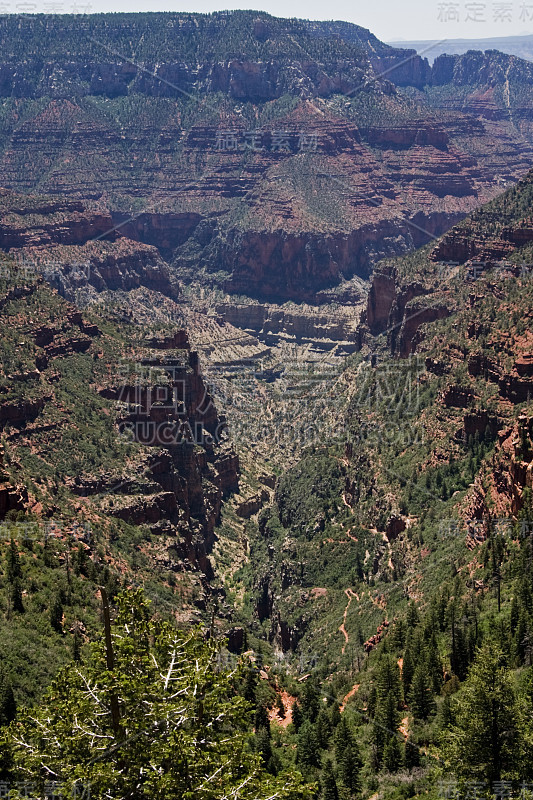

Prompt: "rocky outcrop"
[0,284,36,311]
[396,301,451,357]
[0,8,407,106]
[385,515,406,542]
[431,177,533,274]
[494,353,533,405]
[468,353,501,381]
[431,230,513,266]
[515,355,533,377]
[213,214,466,303]
[366,267,398,336]
[0,56,378,104]
[31,308,100,359]
[0,484,27,518]
[0,395,49,428]
[0,190,179,301]
[235,490,270,519]
[440,385,475,408]
[112,491,179,526]
[0,192,113,248]
[0,297,102,436]
[360,123,449,150]
[430,49,533,107]
[215,301,360,351]
[0,270,237,581]
[370,51,431,88]
[219,228,374,301]
[499,372,533,404]
[364,620,390,653]
[97,338,240,562]
[425,357,451,376]
[255,575,275,623]
[111,212,203,256]
[271,613,298,653]
[226,627,246,653]
[357,266,448,357]
[145,330,190,350]
[463,410,499,439]
[259,473,277,489]
[364,267,432,346]
[0,445,27,519]
[466,414,533,531]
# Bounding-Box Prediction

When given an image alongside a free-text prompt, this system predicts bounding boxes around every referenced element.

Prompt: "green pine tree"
[72,629,82,663]
[376,656,402,705]
[292,701,304,731]
[0,676,16,727]
[6,537,22,584]
[406,602,420,630]
[5,589,311,800]
[301,677,320,722]
[443,641,521,783]
[338,733,362,793]
[409,663,435,720]
[329,704,341,730]
[333,716,351,763]
[316,708,332,748]
[404,739,420,770]
[333,715,362,791]
[297,720,320,768]
[439,694,453,730]
[320,758,338,800]
[255,726,273,769]
[426,636,443,694]
[243,667,258,704]
[383,735,403,773]
[372,691,400,770]
[50,593,64,633]
[402,642,415,697]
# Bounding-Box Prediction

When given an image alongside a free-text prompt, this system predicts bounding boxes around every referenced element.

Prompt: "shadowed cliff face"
[0,190,179,301]
[1,14,533,301]
[357,265,451,357]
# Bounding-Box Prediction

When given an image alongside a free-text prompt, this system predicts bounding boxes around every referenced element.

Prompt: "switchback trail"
[339,588,359,654]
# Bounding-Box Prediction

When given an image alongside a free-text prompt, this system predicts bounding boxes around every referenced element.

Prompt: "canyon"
[1,14,533,304]
[1,13,533,796]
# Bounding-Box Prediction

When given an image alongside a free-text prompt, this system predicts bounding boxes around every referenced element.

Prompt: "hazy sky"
[4,0,533,44]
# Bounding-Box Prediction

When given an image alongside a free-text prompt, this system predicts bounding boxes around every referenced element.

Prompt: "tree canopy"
[2,589,311,800]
